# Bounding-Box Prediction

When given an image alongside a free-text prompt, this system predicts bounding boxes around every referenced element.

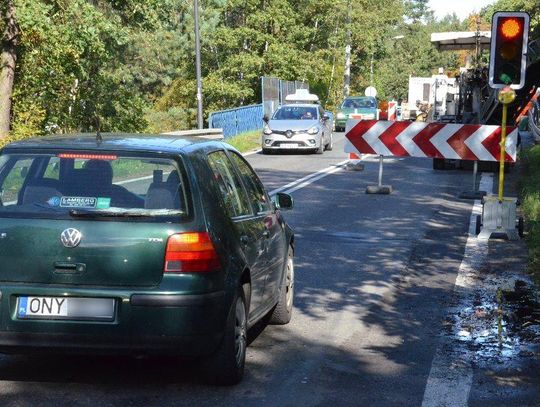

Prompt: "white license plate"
[287,143,299,149]
[17,296,115,321]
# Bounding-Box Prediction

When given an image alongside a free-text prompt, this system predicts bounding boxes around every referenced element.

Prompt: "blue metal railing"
[208,104,264,139]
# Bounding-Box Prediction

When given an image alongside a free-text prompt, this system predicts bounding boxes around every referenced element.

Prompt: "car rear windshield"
[0,151,189,220]
[341,98,376,109]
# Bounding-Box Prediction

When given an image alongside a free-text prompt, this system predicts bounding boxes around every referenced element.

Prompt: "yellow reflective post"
[497,86,516,202]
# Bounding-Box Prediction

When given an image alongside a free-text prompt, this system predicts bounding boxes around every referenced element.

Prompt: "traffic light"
[489,12,530,90]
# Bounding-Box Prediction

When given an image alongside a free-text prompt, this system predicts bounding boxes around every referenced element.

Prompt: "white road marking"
[243,149,262,157]
[421,173,493,407]
[269,159,351,196]
[115,174,155,185]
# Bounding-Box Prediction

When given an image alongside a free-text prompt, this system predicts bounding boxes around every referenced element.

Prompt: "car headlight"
[307,126,320,135]
[336,112,346,119]
[263,125,272,135]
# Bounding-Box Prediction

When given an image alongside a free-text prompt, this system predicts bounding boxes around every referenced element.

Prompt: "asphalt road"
[0,132,533,406]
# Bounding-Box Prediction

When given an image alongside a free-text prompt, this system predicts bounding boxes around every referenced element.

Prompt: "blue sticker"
[47,196,61,207]
[18,297,28,316]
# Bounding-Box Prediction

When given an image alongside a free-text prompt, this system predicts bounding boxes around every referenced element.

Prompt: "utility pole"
[343,0,351,98]
[474,16,481,67]
[370,53,374,86]
[194,0,203,129]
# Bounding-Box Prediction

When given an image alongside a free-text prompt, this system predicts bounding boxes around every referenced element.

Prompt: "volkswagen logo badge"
[285,130,293,138]
[60,228,82,248]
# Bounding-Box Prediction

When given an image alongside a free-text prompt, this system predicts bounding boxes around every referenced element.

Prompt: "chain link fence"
[209,77,310,138]
[208,104,264,139]
[261,77,309,117]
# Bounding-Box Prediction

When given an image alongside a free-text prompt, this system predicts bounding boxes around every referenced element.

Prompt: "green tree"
[372,2,464,101]
[483,0,540,40]
[0,0,19,139]
[5,0,193,139]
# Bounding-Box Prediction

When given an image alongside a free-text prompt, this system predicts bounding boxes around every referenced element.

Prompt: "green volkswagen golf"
[0,134,294,385]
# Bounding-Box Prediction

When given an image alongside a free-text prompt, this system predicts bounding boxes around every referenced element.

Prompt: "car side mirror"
[272,192,293,210]
[263,115,269,123]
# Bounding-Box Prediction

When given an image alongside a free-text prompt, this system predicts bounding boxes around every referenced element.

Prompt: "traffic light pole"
[477,11,527,240]
[497,86,516,202]
[478,85,520,240]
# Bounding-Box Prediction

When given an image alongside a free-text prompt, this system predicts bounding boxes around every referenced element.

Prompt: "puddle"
[448,278,540,365]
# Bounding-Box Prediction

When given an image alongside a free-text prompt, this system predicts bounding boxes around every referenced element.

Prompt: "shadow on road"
[0,157,494,406]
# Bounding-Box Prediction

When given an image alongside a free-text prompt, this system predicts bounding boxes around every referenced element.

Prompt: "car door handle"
[54,262,86,274]
[240,235,249,245]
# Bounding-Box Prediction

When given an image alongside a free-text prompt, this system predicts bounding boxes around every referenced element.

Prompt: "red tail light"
[164,232,221,273]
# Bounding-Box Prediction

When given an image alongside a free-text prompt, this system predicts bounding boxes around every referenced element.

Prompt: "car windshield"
[272,106,318,120]
[341,98,376,109]
[0,151,189,220]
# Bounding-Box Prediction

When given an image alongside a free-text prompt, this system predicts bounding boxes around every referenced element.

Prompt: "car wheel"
[270,247,294,325]
[325,133,334,151]
[201,283,248,385]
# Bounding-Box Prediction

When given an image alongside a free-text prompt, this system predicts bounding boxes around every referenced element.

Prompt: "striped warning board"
[344,120,518,162]
[387,101,397,121]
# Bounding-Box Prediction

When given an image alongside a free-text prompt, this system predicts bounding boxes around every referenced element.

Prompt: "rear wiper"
[69,210,150,218]
[69,209,185,218]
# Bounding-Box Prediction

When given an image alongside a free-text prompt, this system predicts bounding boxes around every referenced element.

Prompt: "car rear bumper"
[0,286,228,356]
[0,331,223,356]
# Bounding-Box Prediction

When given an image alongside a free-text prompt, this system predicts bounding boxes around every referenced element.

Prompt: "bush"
[145,107,197,134]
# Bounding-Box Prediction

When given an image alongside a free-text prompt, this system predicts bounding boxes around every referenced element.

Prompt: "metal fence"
[208,104,264,139]
[261,76,309,117]
[208,77,309,138]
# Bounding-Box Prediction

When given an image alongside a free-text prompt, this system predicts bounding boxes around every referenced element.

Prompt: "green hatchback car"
[0,134,294,385]
[334,96,379,132]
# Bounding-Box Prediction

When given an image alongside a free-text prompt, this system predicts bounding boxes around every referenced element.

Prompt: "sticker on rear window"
[47,196,62,207]
[96,197,111,209]
[46,197,111,208]
[60,197,98,208]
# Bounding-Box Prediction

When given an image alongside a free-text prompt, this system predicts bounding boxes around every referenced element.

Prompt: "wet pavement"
[442,150,540,406]
[0,134,538,406]
[467,241,540,406]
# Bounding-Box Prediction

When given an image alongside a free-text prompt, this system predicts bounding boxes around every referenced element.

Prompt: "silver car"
[262,104,333,154]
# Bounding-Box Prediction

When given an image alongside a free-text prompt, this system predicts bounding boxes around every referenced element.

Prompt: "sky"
[428,0,495,20]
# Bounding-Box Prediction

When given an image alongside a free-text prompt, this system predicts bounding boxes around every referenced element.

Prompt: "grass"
[224,129,262,153]
[518,145,540,282]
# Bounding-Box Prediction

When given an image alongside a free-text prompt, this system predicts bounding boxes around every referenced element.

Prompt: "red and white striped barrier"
[344,120,517,162]
[387,101,397,121]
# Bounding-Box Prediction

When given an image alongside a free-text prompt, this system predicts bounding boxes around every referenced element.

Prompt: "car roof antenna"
[95,115,102,144]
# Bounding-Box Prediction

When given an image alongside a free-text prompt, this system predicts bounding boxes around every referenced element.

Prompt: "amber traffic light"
[489,12,530,90]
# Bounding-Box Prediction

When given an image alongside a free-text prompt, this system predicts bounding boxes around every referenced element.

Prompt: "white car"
[262,103,333,154]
